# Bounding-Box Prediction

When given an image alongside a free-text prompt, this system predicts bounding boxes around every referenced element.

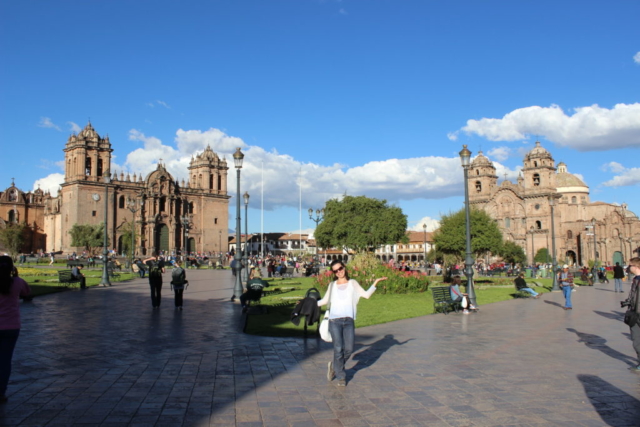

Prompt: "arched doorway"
[613,251,624,266]
[156,224,169,253]
[566,250,577,266]
[117,235,124,255]
[188,237,195,254]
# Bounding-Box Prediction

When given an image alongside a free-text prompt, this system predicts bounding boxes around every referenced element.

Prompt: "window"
[571,196,577,203]
[85,157,92,175]
[210,175,213,189]
[217,175,222,191]
[567,230,573,239]
[159,197,166,212]
[476,169,479,175]
[533,173,540,186]
[97,159,103,177]
[534,161,538,167]
[119,195,125,209]
[92,211,97,217]
[536,220,542,230]
[189,202,194,214]
[475,181,482,192]
[8,210,16,223]
[214,218,218,224]
[505,218,511,228]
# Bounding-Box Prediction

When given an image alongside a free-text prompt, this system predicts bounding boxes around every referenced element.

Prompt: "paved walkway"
[1,270,640,426]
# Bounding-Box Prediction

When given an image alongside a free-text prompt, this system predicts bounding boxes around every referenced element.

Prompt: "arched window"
[159,196,166,212]
[534,161,538,167]
[189,202,194,214]
[536,220,542,230]
[505,218,511,228]
[533,173,540,186]
[567,230,573,239]
[85,157,92,175]
[571,196,577,203]
[475,181,482,192]
[8,210,16,223]
[217,174,222,191]
[476,169,479,175]
[97,158,103,177]
[119,195,125,209]
[209,175,213,189]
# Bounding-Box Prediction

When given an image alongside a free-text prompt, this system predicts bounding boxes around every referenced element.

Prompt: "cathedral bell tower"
[187,145,228,194]
[63,122,113,182]
[468,150,498,206]
[522,141,556,196]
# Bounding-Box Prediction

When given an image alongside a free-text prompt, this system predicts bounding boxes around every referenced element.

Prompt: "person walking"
[0,256,31,403]
[623,258,640,372]
[317,260,387,387]
[614,262,625,293]
[170,260,188,310]
[144,255,165,309]
[558,264,574,310]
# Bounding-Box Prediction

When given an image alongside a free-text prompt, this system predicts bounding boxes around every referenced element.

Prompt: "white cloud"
[452,103,640,151]
[487,146,511,162]
[602,161,626,174]
[409,217,440,232]
[146,100,171,109]
[634,52,640,64]
[67,121,81,133]
[33,173,64,196]
[602,162,640,187]
[175,128,246,154]
[38,117,61,131]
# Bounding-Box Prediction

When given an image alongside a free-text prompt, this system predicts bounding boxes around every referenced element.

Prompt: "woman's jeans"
[0,329,20,396]
[521,288,539,297]
[329,318,355,380]
[562,285,573,308]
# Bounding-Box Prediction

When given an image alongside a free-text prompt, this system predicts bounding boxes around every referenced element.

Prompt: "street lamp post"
[231,147,244,302]
[530,226,535,266]
[308,208,324,259]
[549,195,560,291]
[592,218,600,284]
[459,145,477,307]
[99,170,112,287]
[180,214,190,262]
[244,192,250,280]
[126,197,142,271]
[422,223,427,267]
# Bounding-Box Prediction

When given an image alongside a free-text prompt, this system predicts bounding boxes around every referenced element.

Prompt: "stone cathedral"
[1,122,230,256]
[468,141,640,267]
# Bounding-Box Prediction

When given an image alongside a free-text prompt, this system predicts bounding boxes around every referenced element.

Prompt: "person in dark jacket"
[291,297,321,326]
[624,257,640,372]
[514,273,540,298]
[240,268,269,312]
[614,262,625,293]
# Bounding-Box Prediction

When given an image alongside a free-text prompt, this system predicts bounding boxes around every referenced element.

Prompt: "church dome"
[471,150,493,167]
[525,141,553,161]
[78,122,99,140]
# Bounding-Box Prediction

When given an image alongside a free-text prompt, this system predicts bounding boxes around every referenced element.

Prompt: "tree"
[315,195,408,253]
[534,248,550,264]
[118,220,136,257]
[499,240,526,266]
[0,222,27,260]
[69,223,108,255]
[432,208,503,262]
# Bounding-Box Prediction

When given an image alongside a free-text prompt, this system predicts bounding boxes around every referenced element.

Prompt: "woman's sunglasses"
[332,265,345,274]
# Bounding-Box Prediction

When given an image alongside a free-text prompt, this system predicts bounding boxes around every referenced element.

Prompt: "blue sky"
[1,0,639,236]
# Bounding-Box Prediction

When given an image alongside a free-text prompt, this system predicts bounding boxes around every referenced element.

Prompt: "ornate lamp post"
[126,197,142,271]
[231,147,244,302]
[549,194,560,291]
[592,218,600,284]
[459,145,477,307]
[180,214,190,261]
[243,192,250,278]
[99,170,112,287]
[422,223,427,266]
[530,226,535,266]
[308,208,324,258]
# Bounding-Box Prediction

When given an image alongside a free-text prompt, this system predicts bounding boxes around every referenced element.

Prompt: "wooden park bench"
[58,270,81,288]
[66,259,84,268]
[107,262,121,279]
[24,256,41,264]
[431,286,461,315]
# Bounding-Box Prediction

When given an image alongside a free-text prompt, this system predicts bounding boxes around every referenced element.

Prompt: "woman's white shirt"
[329,284,355,319]
[317,279,376,320]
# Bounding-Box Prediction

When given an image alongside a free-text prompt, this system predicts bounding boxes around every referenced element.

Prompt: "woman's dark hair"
[0,256,15,295]
[330,259,350,280]
[451,275,462,286]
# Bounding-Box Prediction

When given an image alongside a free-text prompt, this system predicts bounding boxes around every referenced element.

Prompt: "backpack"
[172,267,185,285]
[150,262,162,278]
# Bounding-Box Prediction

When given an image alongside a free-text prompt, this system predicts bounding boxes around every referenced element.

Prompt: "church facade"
[1,122,230,256]
[468,142,640,267]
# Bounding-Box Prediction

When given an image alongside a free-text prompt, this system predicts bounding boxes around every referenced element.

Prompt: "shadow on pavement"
[349,334,414,380]
[578,374,640,426]
[544,300,564,308]
[567,328,637,367]
[593,310,625,322]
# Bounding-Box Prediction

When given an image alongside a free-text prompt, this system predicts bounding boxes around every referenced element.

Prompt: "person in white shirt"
[317,260,387,387]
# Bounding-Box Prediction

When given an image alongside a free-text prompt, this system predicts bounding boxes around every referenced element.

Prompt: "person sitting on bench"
[449,275,476,313]
[240,268,269,312]
[71,264,87,289]
[514,272,539,298]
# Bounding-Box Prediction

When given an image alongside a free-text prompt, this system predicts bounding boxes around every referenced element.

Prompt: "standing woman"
[317,260,387,387]
[0,256,31,402]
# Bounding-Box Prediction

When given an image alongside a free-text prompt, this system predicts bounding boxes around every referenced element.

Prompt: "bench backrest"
[431,286,452,301]
[58,270,74,281]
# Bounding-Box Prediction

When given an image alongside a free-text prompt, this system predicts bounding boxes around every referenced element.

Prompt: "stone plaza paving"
[1,269,640,426]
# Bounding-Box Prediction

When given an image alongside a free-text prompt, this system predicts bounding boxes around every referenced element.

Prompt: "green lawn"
[18,268,137,297]
[245,276,551,337]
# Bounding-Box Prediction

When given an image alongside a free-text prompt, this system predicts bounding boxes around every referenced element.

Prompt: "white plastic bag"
[319,312,332,342]
[461,297,468,309]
